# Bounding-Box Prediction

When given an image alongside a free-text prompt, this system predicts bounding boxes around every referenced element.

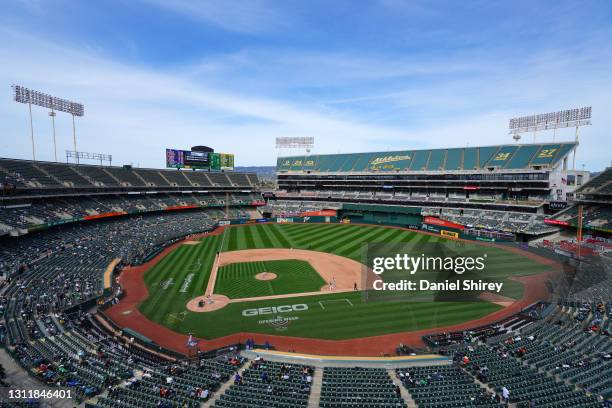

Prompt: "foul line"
[319,298,353,310]
[204,229,227,296]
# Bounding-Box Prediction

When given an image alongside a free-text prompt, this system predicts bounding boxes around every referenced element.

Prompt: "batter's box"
[318,298,353,310]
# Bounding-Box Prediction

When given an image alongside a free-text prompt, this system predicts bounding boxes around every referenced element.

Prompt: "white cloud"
[0,21,611,171]
[139,0,292,34]
[0,28,413,167]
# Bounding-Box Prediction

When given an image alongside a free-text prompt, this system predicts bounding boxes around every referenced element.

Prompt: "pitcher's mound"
[186,294,230,313]
[255,272,277,281]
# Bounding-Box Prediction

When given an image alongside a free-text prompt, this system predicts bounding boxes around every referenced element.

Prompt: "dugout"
[338,203,422,228]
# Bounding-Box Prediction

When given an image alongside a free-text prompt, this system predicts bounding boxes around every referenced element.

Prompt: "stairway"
[387,369,417,407]
[307,367,323,408]
[202,376,234,408]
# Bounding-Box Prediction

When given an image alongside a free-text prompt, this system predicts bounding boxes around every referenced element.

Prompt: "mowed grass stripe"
[225,226,237,252]
[281,222,335,236]
[247,223,265,247]
[267,224,293,248]
[240,225,255,250]
[152,239,209,316]
[141,235,221,318]
[330,226,387,255]
[309,304,500,339]
[342,227,405,259]
[140,247,188,316]
[230,226,247,250]
[143,245,187,285]
[214,259,326,299]
[328,227,391,256]
[294,224,367,249]
[284,223,339,242]
[138,223,547,341]
[340,226,400,252]
[317,225,373,253]
[287,298,497,334]
[312,225,371,248]
[141,243,202,316]
[187,235,221,299]
[255,224,276,247]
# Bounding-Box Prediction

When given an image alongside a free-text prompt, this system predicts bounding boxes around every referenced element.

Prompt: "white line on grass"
[318,298,353,310]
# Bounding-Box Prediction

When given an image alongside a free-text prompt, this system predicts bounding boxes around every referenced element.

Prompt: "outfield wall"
[222,204,516,243]
[218,215,338,225]
[338,203,423,228]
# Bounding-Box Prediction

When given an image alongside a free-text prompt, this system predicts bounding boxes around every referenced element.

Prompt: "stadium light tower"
[12,85,84,161]
[509,106,592,169]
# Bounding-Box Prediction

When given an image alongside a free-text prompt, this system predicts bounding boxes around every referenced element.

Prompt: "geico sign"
[242,304,308,317]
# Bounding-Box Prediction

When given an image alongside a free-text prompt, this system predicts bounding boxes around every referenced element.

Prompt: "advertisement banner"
[164,205,199,211]
[423,216,464,231]
[300,210,337,217]
[166,149,185,169]
[166,149,210,169]
[544,219,570,226]
[84,211,127,220]
[549,201,568,210]
[421,223,440,233]
[440,229,459,239]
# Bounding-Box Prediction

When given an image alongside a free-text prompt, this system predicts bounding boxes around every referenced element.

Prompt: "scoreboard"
[215,153,235,170]
[166,149,234,170]
[184,151,210,167]
[166,149,209,169]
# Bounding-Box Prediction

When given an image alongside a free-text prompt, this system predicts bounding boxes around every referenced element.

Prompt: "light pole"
[72,113,78,162]
[28,101,35,160]
[49,109,57,162]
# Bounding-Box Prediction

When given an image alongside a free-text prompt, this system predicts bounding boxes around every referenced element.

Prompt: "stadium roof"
[277,142,577,173]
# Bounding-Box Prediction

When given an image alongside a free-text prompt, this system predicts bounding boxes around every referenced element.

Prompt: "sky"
[0,0,611,170]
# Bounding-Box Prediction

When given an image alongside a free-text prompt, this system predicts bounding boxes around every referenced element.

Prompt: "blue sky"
[1,0,611,170]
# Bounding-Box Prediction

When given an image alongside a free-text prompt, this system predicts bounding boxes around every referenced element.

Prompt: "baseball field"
[137,223,550,340]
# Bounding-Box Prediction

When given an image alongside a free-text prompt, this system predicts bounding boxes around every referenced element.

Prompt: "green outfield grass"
[214,259,326,299]
[137,223,550,340]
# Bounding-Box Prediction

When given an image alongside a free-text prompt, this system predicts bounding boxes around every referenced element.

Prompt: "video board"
[166,149,234,170]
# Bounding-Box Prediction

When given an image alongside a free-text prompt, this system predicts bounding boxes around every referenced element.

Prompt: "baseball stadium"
[1,2,612,407]
[0,130,610,408]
